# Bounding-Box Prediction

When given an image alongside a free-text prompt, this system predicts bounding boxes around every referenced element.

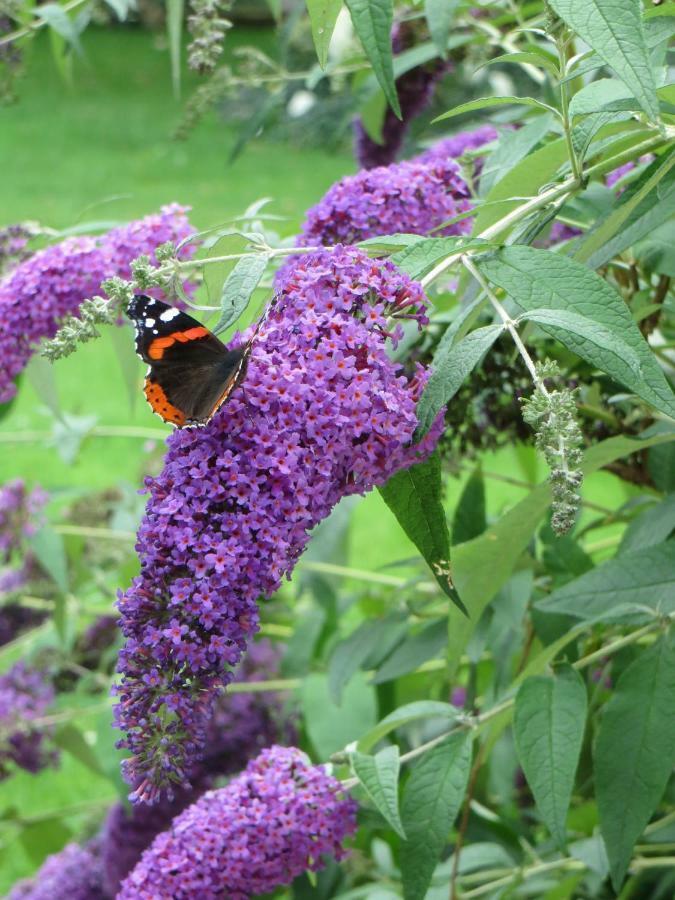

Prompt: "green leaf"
[434,95,559,123]
[476,50,560,80]
[391,237,493,280]
[471,138,568,236]
[357,700,459,753]
[25,355,63,423]
[479,114,555,196]
[536,541,675,621]
[212,254,268,335]
[166,0,184,99]
[28,525,68,593]
[53,723,106,778]
[424,0,460,58]
[400,732,472,900]
[306,0,343,69]
[513,666,587,849]
[595,633,675,889]
[51,412,98,466]
[35,3,83,54]
[568,78,638,119]
[358,233,424,253]
[445,432,675,675]
[329,619,384,704]
[517,308,642,378]
[345,0,401,118]
[476,246,675,418]
[571,111,633,163]
[548,0,659,121]
[372,619,447,684]
[351,746,406,838]
[357,84,388,143]
[575,151,675,270]
[620,494,675,553]
[301,671,377,758]
[415,325,502,439]
[635,219,675,277]
[452,468,486,546]
[20,817,73,866]
[102,0,135,20]
[108,322,139,413]
[569,835,610,879]
[379,453,464,609]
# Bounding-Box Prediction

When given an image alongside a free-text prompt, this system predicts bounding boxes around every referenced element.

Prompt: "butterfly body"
[126,295,251,427]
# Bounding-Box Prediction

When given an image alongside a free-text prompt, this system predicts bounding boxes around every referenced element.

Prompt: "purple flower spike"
[0,662,56,779]
[118,746,358,900]
[414,124,499,166]
[114,246,442,800]
[0,204,194,403]
[291,158,471,250]
[101,639,295,895]
[7,841,104,900]
[0,479,48,604]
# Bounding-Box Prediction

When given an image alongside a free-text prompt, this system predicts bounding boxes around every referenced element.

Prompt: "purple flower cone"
[101,639,295,894]
[7,841,104,900]
[0,662,55,779]
[0,204,194,403]
[114,245,442,801]
[118,745,358,899]
[292,158,472,248]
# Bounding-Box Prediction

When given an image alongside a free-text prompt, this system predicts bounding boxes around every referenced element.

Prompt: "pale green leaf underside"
[549,0,659,121]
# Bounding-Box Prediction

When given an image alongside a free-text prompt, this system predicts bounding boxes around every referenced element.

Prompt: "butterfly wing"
[127,295,249,426]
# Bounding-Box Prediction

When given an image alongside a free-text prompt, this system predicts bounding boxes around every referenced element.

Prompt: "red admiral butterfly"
[127,294,262,427]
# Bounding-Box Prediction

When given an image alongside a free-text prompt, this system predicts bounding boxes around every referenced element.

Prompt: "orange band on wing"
[148,327,209,360]
[144,379,186,426]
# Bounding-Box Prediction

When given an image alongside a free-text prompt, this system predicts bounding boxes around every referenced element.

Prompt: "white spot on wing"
[160,308,181,322]
[145,318,156,327]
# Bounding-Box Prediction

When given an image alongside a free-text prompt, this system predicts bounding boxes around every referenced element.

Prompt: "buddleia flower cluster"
[414,123,499,168]
[7,841,104,900]
[0,661,56,779]
[521,361,584,535]
[0,205,194,402]
[0,11,21,104]
[0,479,48,599]
[0,223,33,277]
[102,639,295,894]
[114,245,442,801]
[7,639,296,898]
[119,746,358,899]
[0,478,49,647]
[275,157,472,290]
